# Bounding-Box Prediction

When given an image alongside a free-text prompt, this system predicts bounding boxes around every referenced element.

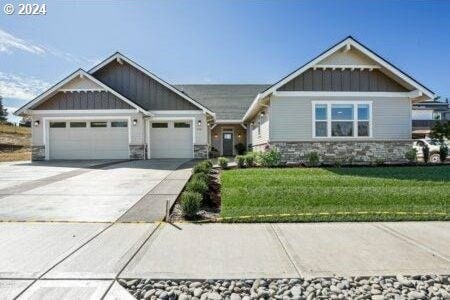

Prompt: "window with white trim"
[258,113,263,136]
[313,102,372,138]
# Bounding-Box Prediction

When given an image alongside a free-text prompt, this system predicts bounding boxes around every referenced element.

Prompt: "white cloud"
[5,106,21,123]
[0,28,98,64]
[0,72,50,101]
[0,28,46,55]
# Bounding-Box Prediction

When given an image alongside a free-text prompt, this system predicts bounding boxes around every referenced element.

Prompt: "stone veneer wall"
[31,146,45,161]
[269,141,413,164]
[129,145,145,160]
[194,144,208,159]
[251,143,269,152]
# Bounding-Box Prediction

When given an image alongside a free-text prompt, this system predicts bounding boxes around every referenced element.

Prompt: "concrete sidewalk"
[1,222,449,299]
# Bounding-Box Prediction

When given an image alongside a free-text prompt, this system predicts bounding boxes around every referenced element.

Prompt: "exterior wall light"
[261,111,265,117]
[34,120,40,127]
[214,133,218,138]
[133,119,138,126]
[238,133,241,138]
[198,120,202,126]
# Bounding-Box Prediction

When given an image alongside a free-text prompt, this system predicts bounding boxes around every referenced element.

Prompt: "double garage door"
[150,121,193,158]
[48,119,193,160]
[49,120,129,160]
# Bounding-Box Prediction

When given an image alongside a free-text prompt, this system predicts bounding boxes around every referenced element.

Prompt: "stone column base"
[31,146,45,161]
[129,145,145,160]
[194,145,209,159]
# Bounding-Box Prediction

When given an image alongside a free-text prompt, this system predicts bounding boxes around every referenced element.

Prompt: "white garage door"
[49,120,129,160]
[150,121,193,158]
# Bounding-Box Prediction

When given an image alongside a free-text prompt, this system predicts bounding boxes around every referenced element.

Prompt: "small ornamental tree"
[0,96,8,123]
[430,120,450,142]
[431,118,449,163]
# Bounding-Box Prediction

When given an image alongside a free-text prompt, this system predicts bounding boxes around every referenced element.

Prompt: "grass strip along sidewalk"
[220,166,450,222]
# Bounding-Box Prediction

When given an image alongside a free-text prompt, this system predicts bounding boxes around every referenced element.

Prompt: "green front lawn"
[220,166,450,222]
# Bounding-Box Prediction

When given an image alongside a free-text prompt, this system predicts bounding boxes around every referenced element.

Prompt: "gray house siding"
[249,107,270,151]
[278,69,409,92]
[92,60,199,111]
[270,96,411,141]
[34,91,133,110]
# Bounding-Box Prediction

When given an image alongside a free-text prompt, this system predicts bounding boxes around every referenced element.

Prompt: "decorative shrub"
[236,155,246,168]
[259,149,281,167]
[307,151,320,166]
[345,155,355,165]
[193,160,212,175]
[405,148,417,163]
[191,172,208,184]
[244,152,257,167]
[440,144,448,163]
[180,191,202,219]
[422,144,430,163]
[185,178,208,195]
[375,158,385,166]
[333,158,344,168]
[209,147,220,158]
[234,143,246,155]
[218,157,229,169]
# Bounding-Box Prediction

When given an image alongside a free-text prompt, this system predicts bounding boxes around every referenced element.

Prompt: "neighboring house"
[16,36,435,162]
[243,36,434,163]
[412,100,450,139]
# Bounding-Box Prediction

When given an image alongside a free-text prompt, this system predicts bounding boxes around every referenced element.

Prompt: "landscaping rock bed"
[168,163,221,223]
[119,275,449,300]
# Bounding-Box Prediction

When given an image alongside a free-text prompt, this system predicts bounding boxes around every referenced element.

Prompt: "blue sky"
[1,0,449,122]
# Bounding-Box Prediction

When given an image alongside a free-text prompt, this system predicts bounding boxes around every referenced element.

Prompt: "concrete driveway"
[0,159,191,222]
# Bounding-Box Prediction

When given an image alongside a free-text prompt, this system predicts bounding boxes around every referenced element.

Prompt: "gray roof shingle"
[174,84,270,120]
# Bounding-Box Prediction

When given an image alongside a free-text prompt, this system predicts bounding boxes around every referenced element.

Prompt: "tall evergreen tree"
[0,96,8,123]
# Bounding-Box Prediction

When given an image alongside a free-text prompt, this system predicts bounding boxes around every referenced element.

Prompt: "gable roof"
[175,84,270,120]
[14,69,150,116]
[89,52,215,116]
[243,36,435,121]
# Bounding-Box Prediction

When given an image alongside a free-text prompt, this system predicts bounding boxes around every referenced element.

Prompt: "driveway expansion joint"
[374,223,450,263]
[270,224,304,278]
[0,160,130,199]
[13,223,115,299]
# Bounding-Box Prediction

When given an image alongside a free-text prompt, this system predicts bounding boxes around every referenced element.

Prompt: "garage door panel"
[150,122,192,158]
[49,120,129,160]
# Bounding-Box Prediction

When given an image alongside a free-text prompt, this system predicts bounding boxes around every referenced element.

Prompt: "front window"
[174,122,190,128]
[258,114,263,136]
[331,104,353,137]
[315,104,327,137]
[313,102,372,138]
[357,104,370,137]
[111,121,128,128]
[91,121,107,128]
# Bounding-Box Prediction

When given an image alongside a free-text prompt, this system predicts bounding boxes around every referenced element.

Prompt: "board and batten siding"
[277,69,409,93]
[92,60,200,111]
[34,91,133,110]
[270,96,411,141]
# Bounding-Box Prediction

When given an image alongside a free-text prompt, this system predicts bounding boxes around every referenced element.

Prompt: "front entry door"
[222,132,233,156]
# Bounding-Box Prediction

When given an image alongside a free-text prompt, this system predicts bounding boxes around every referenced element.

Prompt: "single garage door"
[150,121,193,158]
[49,120,129,160]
